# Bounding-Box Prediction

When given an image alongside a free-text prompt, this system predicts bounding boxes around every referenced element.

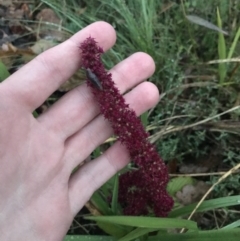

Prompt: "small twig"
[73,218,89,234]
[169,170,240,177]
[208,58,240,64]
[151,105,240,143]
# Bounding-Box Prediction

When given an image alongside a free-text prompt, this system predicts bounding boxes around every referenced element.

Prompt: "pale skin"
[0,22,159,241]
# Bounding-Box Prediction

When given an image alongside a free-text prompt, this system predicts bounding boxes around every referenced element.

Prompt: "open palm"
[0,22,158,241]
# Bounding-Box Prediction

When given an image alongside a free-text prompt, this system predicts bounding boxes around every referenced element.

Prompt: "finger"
[37,52,155,140]
[67,82,160,215]
[0,21,116,112]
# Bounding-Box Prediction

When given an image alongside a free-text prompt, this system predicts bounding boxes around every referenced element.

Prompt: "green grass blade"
[227,27,240,59]
[141,112,148,127]
[186,15,228,35]
[149,229,240,241]
[217,7,227,84]
[85,216,198,230]
[93,147,101,158]
[111,174,119,214]
[169,195,240,217]
[64,235,116,241]
[118,227,157,241]
[64,229,240,241]
[221,220,240,230]
[91,191,113,215]
[0,60,10,81]
[96,221,131,238]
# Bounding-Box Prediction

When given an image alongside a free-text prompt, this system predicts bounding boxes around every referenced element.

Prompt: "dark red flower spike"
[80,37,173,216]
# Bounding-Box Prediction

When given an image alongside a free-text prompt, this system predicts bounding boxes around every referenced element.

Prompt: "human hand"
[0,22,158,241]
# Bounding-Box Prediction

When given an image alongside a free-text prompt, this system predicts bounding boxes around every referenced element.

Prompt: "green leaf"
[217,7,227,84]
[141,112,148,127]
[222,220,240,230]
[227,26,240,59]
[149,228,240,241]
[32,111,39,118]
[85,216,198,231]
[169,195,240,217]
[118,227,157,241]
[96,221,132,238]
[90,192,113,215]
[111,174,119,214]
[64,229,240,241]
[167,176,195,196]
[64,235,116,241]
[186,15,228,35]
[0,60,10,81]
[93,147,101,158]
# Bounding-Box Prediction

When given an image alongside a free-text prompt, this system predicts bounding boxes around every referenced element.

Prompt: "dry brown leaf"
[35,8,65,41]
[36,8,60,24]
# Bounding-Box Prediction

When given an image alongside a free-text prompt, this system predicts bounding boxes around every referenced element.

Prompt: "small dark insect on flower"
[85,68,103,90]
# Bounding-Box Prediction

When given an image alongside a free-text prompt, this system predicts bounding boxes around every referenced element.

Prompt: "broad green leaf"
[96,221,132,238]
[64,235,116,241]
[0,60,10,81]
[149,228,240,241]
[167,176,195,196]
[118,227,157,241]
[169,195,240,217]
[85,216,198,231]
[64,229,240,241]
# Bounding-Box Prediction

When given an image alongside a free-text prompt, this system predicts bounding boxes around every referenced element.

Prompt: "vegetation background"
[0,0,240,240]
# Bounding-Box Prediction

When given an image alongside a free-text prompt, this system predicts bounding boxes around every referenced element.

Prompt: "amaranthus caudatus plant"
[80,37,173,217]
